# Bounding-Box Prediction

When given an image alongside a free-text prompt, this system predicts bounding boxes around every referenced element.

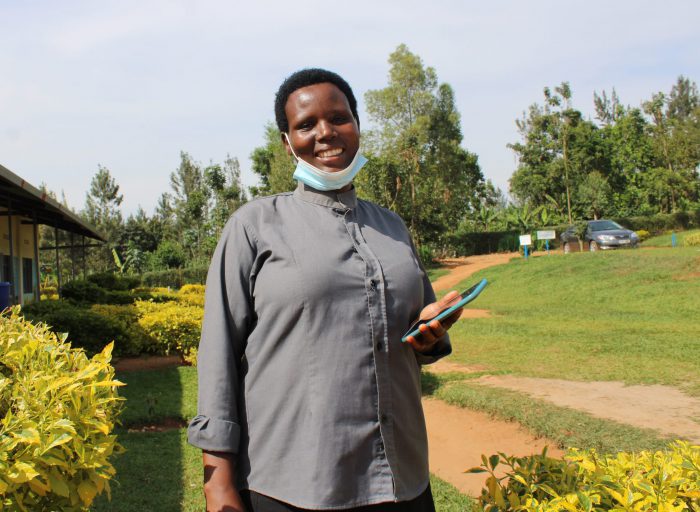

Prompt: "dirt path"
[432,253,517,292]
[475,375,700,443]
[424,398,563,496]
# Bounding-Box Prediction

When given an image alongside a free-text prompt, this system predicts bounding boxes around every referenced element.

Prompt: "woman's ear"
[281,133,292,156]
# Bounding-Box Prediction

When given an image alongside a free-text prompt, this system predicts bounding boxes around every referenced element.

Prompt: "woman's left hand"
[405,290,463,353]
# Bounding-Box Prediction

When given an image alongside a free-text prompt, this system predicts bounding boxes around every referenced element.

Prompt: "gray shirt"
[187,182,450,510]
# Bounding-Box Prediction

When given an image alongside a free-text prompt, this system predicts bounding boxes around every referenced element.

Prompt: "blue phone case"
[401,278,488,342]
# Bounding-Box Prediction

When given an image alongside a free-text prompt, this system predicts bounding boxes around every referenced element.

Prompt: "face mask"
[284,133,367,192]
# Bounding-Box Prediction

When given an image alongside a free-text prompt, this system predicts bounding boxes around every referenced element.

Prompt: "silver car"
[561,220,639,253]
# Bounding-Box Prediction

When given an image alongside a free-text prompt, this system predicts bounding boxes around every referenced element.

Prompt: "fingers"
[406,319,447,353]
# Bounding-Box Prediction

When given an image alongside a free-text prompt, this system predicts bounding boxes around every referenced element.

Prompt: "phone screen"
[401,278,487,342]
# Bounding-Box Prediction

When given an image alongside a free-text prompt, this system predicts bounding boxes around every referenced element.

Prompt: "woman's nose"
[316,120,336,140]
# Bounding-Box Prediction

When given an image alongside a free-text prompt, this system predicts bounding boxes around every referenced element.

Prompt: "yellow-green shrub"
[179,284,205,295]
[684,232,700,247]
[135,301,203,360]
[0,307,123,511]
[635,229,651,241]
[469,441,700,511]
[176,284,205,307]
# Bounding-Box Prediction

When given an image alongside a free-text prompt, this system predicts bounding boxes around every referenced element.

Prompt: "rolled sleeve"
[187,216,257,453]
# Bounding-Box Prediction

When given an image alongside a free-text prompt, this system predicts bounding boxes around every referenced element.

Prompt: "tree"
[357,44,484,247]
[509,83,608,223]
[577,171,612,220]
[205,155,247,244]
[83,165,124,271]
[250,123,295,196]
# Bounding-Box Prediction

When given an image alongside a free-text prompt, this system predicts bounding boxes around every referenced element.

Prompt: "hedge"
[0,307,123,510]
[470,441,699,511]
[612,209,700,234]
[447,230,521,256]
[22,301,136,356]
[140,266,208,289]
[134,300,203,362]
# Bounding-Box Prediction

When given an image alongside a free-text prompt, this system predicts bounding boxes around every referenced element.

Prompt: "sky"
[1,0,698,216]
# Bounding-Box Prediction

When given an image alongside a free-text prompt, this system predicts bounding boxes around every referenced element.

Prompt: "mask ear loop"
[283,133,301,162]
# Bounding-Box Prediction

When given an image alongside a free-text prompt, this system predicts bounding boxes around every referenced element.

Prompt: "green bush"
[684,232,700,247]
[469,441,700,511]
[0,307,123,510]
[635,229,651,241]
[89,305,155,356]
[22,301,129,356]
[60,280,106,304]
[86,273,141,292]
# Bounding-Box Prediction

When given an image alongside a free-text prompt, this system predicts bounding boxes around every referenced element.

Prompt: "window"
[22,258,34,294]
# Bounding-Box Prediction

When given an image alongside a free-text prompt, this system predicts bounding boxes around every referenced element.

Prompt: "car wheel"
[590,241,598,252]
[563,242,570,254]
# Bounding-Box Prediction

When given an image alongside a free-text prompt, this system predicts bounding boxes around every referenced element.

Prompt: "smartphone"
[401,278,488,342]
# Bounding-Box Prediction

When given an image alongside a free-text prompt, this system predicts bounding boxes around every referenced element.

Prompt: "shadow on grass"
[421,370,441,396]
[93,367,196,511]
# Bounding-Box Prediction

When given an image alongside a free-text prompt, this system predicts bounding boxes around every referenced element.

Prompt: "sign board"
[536,230,556,240]
[519,234,532,246]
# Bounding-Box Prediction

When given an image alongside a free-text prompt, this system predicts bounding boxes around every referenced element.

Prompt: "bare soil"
[126,417,188,433]
[423,398,563,496]
[475,375,700,443]
[113,355,185,372]
[432,253,517,292]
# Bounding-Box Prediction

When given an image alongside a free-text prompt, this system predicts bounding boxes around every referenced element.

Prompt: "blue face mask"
[284,133,368,192]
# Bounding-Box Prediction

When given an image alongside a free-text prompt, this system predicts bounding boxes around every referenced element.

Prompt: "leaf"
[12,428,41,445]
[489,454,500,470]
[48,471,71,497]
[7,461,40,483]
[464,467,487,474]
[42,433,73,453]
[77,479,98,505]
[577,491,592,512]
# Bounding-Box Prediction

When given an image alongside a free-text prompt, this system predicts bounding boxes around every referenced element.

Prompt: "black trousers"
[240,485,435,512]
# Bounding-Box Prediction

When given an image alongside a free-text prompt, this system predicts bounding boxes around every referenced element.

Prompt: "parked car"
[561,220,639,253]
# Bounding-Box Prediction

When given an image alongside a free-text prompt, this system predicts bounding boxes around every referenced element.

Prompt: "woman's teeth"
[318,148,343,158]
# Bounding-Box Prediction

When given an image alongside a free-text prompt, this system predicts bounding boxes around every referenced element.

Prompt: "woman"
[188,68,463,512]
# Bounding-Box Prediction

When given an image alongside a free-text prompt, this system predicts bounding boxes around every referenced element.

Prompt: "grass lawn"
[643,228,700,247]
[447,248,700,395]
[94,367,476,511]
[427,266,450,282]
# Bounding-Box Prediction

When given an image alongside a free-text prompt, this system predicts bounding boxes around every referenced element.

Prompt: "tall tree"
[358,44,484,247]
[83,165,124,271]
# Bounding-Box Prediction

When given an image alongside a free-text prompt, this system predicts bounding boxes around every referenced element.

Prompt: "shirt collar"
[294,181,358,210]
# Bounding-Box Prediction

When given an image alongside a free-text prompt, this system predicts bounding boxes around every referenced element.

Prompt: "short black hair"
[274,68,359,133]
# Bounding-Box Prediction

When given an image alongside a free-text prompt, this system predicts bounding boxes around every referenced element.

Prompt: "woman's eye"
[332,115,350,124]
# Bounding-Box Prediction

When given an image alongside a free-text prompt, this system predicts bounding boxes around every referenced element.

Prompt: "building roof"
[0,163,106,241]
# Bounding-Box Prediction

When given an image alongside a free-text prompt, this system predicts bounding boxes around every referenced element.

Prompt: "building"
[0,163,105,305]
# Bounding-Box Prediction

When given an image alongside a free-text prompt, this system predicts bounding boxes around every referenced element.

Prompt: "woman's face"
[283,82,360,173]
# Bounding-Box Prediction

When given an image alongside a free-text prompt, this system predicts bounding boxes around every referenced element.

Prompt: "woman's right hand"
[203,451,247,512]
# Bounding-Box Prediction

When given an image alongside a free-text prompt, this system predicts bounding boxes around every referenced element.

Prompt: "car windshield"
[589,220,623,232]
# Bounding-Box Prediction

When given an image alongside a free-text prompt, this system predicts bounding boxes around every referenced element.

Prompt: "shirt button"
[380,414,389,424]
[376,342,382,351]
[369,279,378,291]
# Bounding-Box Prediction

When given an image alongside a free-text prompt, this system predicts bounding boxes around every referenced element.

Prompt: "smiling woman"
[188,68,465,512]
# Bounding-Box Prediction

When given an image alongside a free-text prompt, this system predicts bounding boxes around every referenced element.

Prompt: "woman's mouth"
[316,148,344,159]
